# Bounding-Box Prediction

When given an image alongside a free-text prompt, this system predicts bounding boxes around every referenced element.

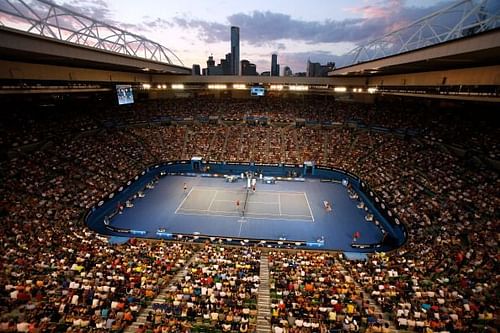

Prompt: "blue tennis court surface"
[176,187,314,221]
[108,175,383,251]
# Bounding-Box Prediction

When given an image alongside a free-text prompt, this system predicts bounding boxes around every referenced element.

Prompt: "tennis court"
[175,187,314,222]
[91,173,389,251]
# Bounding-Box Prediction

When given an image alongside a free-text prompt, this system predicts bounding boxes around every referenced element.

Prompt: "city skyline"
[2,0,466,72]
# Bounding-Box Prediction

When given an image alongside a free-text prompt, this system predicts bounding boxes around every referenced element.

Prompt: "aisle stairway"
[124,250,200,333]
[255,251,272,333]
[219,125,230,160]
[339,266,399,332]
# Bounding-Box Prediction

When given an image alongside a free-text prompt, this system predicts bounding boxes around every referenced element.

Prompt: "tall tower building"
[271,53,279,76]
[207,55,215,68]
[192,64,201,76]
[283,66,293,77]
[231,26,240,75]
[241,60,258,76]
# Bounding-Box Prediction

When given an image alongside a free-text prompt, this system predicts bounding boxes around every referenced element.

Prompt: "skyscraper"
[231,26,240,75]
[207,55,215,68]
[283,66,293,77]
[307,60,335,77]
[192,64,201,76]
[221,53,232,75]
[271,53,279,76]
[241,60,258,76]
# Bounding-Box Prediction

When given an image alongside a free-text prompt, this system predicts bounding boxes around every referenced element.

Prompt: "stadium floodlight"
[334,87,347,92]
[142,83,151,90]
[270,85,284,90]
[157,84,162,89]
[208,84,227,90]
[232,84,246,90]
[289,85,309,91]
[172,84,185,90]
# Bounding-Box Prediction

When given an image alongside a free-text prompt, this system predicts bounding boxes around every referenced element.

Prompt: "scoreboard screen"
[250,86,265,97]
[116,85,134,105]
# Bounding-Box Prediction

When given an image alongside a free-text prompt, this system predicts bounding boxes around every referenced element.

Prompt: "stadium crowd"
[268,250,364,332]
[144,244,260,332]
[0,97,498,332]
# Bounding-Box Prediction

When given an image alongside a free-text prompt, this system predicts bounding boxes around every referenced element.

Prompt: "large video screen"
[116,85,134,105]
[250,86,265,97]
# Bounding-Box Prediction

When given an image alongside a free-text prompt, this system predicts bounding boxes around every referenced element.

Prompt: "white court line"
[278,193,282,215]
[175,187,195,213]
[247,201,279,205]
[238,216,244,237]
[207,190,218,212]
[258,189,307,195]
[242,211,312,218]
[176,187,313,221]
[303,192,315,222]
[215,199,247,203]
[191,187,306,195]
[175,211,313,222]
[176,208,311,219]
[177,208,209,212]
[191,187,246,194]
[189,187,227,191]
[216,199,278,205]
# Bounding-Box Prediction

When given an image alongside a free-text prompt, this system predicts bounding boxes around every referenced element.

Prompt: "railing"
[377,85,500,98]
[340,0,500,67]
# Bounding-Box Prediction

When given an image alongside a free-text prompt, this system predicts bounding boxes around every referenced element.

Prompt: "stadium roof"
[0,0,187,70]
[330,28,500,76]
[338,0,500,68]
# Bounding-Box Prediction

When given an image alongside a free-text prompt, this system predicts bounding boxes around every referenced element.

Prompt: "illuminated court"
[175,187,314,222]
[97,174,387,251]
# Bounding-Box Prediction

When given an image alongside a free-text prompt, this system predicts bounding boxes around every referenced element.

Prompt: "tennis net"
[242,187,250,217]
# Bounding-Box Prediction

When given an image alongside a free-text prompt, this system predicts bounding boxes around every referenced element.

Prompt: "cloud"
[44,0,472,54]
[47,0,153,36]
[58,0,115,23]
[141,17,174,29]
[173,17,228,43]
[167,1,456,47]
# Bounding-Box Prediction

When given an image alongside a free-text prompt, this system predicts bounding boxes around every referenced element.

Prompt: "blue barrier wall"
[85,161,407,250]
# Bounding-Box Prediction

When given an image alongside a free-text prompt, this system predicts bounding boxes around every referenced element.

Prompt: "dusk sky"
[4,0,462,72]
